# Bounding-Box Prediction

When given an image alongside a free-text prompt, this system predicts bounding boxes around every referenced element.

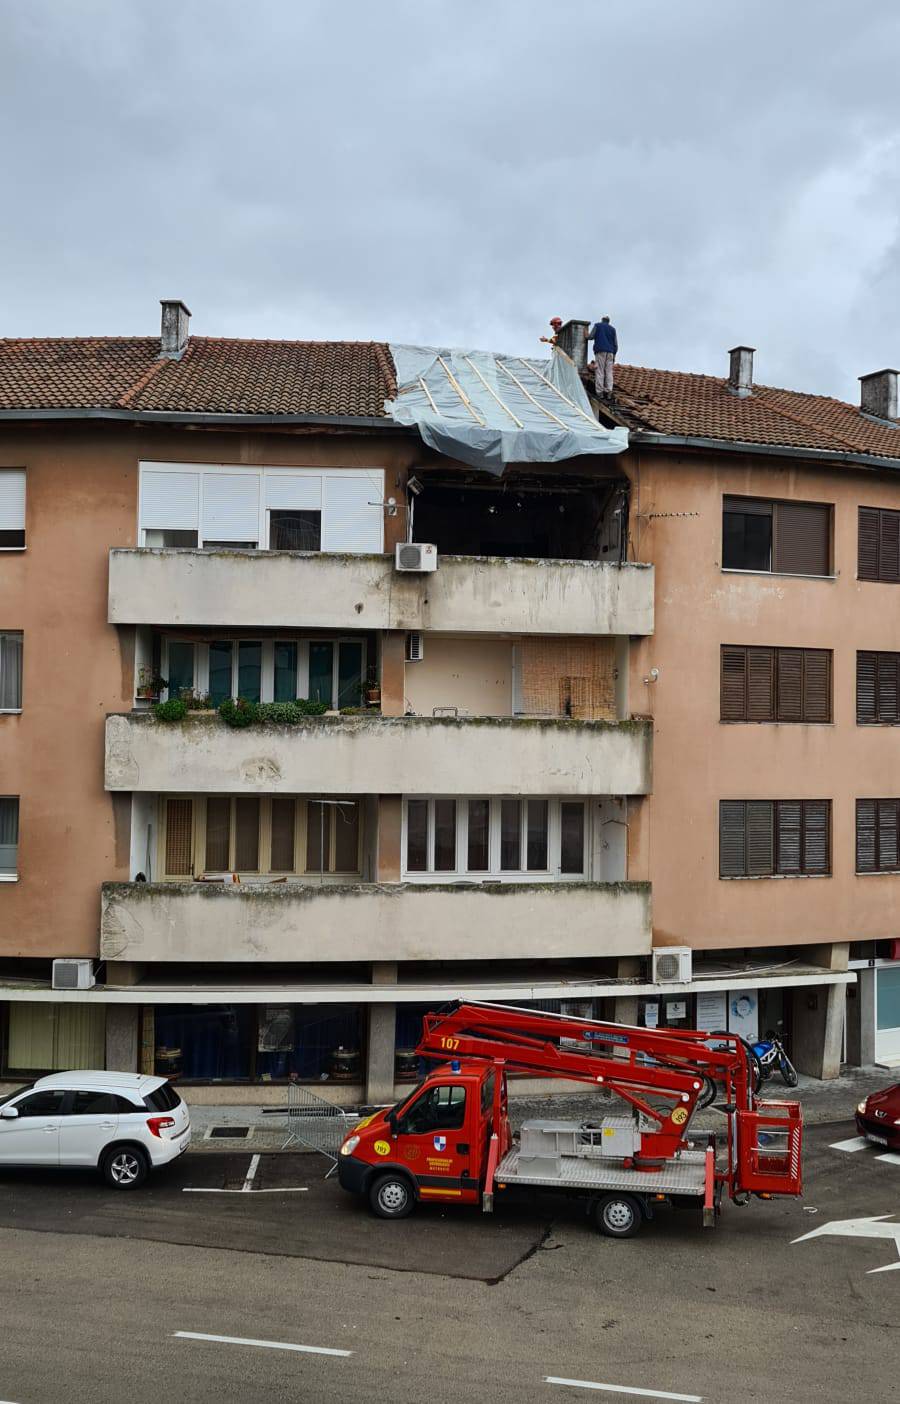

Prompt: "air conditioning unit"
[406,632,424,663]
[395,542,438,573]
[52,958,96,991]
[651,947,692,985]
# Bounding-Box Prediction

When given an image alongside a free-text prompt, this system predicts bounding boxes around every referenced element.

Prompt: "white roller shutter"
[0,469,26,531]
[139,468,199,532]
[202,472,261,543]
[321,473,384,553]
[265,472,322,510]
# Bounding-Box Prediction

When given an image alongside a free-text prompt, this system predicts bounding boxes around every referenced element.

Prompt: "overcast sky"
[2,1,898,401]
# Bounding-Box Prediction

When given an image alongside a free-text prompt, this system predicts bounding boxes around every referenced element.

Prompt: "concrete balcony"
[100,879,652,964]
[107,548,654,636]
[104,712,653,796]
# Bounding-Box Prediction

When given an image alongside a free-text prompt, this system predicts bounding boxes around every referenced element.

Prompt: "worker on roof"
[540,315,563,346]
[585,315,618,399]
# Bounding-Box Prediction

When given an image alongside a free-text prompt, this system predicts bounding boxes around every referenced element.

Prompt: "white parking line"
[876,1153,900,1167]
[174,1330,351,1358]
[182,1186,308,1194]
[829,1136,870,1152]
[242,1154,260,1192]
[545,1378,702,1401]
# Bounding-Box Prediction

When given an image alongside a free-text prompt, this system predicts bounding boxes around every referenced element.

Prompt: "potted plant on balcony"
[365,672,381,708]
[136,667,167,701]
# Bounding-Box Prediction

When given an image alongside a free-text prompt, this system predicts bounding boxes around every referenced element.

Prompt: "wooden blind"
[859,506,900,582]
[857,799,900,873]
[721,646,831,722]
[234,797,260,872]
[773,502,831,575]
[720,799,830,876]
[775,801,802,873]
[801,800,831,874]
[164,798,193,876]
[857,651,900,723]
[270,797,296,872]
[719,801,748,877]
[204,796,230,871]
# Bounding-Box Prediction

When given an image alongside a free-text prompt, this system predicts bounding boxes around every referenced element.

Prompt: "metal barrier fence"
[283,1082,361,1176]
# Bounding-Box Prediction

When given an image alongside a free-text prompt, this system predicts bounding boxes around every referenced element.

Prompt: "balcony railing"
[104,712,653,797]
[108,549,654,636]
[100,879,652,964]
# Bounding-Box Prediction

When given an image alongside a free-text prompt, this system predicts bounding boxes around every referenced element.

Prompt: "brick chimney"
[556,319,590,376]
[727,345,755,398]
[859,369,899,422]
[159,299,191,360]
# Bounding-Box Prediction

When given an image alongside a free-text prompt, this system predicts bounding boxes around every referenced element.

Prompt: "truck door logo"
[433,1135,447,1152]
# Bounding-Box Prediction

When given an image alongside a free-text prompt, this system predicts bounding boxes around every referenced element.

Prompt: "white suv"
[0,1071,191,1189]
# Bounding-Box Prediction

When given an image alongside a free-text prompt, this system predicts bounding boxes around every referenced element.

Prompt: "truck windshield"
[386,1084,424,1120]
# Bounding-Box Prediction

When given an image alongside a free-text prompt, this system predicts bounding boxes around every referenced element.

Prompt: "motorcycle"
[750,1025,799,1088]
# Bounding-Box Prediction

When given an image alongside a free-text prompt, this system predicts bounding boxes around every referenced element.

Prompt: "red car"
[856,1084,900,1151]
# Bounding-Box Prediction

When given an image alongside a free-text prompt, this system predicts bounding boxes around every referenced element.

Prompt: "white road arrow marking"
[793,1214,900,1273]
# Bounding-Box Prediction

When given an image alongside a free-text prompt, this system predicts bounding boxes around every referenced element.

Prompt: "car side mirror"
[387,1109,399,1137]
[0,1106,19,1120]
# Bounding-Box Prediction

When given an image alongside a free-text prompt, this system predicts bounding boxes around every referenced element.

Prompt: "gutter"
[0,407,407,431]
[631,430,900,474]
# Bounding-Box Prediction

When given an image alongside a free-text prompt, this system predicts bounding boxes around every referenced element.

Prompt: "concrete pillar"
[858,968,876,1065]
[105,1005,139,1072]
[791,983,846,1080]
[380,632,406,717]
[366,963,398,1104]
[614,955,642,1027]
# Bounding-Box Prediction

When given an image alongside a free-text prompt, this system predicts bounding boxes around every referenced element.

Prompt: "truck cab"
[338,1062,504,1218]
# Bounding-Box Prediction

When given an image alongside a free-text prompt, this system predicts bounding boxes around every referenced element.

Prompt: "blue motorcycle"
[750,1026,799,1088]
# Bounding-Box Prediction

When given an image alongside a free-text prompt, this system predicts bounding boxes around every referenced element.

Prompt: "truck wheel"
[369,1173,415,1220]
[595,1194,642,1238]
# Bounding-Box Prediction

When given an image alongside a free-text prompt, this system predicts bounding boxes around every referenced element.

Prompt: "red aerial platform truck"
[338,1001,802,1237]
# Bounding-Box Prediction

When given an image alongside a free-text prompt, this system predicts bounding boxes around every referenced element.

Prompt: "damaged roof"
[1,333,900,467]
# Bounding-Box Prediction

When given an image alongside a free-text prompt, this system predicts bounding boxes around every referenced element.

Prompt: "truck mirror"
[387,1109,398,1136]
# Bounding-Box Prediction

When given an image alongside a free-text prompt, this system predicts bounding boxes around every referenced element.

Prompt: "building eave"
[630,430,900,474]
[0,407,405,432]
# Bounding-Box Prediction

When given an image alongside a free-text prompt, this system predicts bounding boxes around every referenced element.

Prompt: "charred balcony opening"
[411,473,629,563]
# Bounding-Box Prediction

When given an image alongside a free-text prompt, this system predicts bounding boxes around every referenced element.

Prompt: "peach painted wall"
[624,446,900,951]
[0,425,417,959]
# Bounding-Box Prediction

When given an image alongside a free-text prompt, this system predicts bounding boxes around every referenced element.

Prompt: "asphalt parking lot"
[0,1119,897,1402]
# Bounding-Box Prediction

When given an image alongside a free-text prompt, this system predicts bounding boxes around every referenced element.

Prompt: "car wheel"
[369,1172,414,1220]
[595,1194,642,1238]
[102,1146,149,1190]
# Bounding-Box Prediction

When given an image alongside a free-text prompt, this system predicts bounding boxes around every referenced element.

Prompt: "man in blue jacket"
[586,316,618,398]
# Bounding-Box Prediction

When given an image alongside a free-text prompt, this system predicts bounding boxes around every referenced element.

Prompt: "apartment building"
[0,304,897,1101]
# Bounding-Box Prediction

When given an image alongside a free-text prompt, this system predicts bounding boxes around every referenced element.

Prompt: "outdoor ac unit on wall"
[406,632,424,662]
[652,947,692,985]
[52,958,96,991]
[395,542,437,572]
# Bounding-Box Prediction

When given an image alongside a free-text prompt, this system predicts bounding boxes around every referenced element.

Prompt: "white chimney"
[727,345,755,398]
[859,369,899,422]
[159,299,191,360]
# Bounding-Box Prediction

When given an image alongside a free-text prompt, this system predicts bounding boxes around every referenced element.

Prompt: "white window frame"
[0,630,23,713]
[138,463,385,554]
[400,797,590,883]
[0,469,26,552]
[0,795,20,881]
[160,636,367,707]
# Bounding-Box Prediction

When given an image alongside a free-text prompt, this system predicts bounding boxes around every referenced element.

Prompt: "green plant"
[137,666,167,698]
[179,690,212,710]
[153,698,188,722]
[219,697,259,727]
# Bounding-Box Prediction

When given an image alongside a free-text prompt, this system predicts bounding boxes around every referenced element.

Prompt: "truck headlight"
[340,1135,360,1157]
[857,1101,868,1115]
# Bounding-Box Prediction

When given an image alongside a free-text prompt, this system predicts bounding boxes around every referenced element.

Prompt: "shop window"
[5,1002,105,1073]
[152,1003,362,1083]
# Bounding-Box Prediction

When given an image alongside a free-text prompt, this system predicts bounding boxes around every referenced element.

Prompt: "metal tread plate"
[495,1146,708,1195]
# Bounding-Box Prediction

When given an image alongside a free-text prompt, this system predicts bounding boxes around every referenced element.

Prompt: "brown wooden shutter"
[877,800,899,872]
[773,502,830,575]
[801,801,830,874]
[270,797,296,872]
[879,510,900,582]
[746,801,774,875]
[234,797,260,871]
[205,797,231,871]
[719,801,747,876]
[857,651,877,723]
[802,649,831,722]
[877,653,900,722]
[721,647,748,720]
[856,800,877,872]
[747,648,775,721]
[858,507,880,580]
[775,649,803,722]
[164,797,193,876]
[775,801,802,873]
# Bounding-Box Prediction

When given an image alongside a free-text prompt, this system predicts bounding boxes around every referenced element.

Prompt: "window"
[0,632,23,710]
[719,800,831,878]
[403,798,587,880]
[722,497,831,575]
[144,1084,182,1113]
[138,463,384,554]
[166,640,195,699]
[857,652,900,724]
[400,1084,467,1134]
[208,640,262,706]
[0,469,25,549]
[0,797,19,878]
[16,1090,66,1116]
[858,507,900,583]
[721,646,831,723]
[4,1003,106,1072]
[856,800,900,873]
[70,1090,117,1116]
[308,640,365,709]
[163,797,362,879]
[167,636,367,708]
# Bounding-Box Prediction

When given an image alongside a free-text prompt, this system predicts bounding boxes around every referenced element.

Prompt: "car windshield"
[0,1083,32,1106]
